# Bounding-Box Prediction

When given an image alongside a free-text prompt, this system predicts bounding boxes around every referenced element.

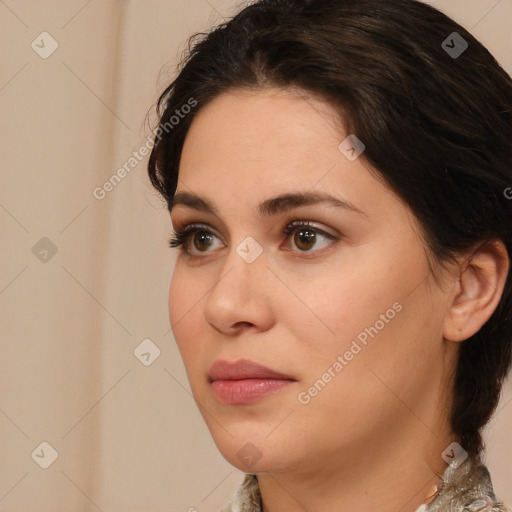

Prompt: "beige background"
[0,0,511,510]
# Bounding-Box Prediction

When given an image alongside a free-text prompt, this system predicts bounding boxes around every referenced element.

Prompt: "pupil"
[194,231,213,251]
[295,229,316,250]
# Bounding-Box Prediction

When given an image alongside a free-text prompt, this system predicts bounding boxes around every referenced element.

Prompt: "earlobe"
[443,240,509,343]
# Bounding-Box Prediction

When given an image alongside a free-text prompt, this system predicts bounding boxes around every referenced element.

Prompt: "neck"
[257,422,451,512]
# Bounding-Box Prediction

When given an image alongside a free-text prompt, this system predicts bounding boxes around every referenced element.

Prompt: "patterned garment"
[220,457,510,512]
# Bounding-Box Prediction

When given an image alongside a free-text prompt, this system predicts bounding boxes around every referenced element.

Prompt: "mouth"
[208,358,296,405]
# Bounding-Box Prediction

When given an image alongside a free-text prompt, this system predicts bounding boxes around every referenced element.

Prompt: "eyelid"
[282,220,339,239]
[172,222,222,238]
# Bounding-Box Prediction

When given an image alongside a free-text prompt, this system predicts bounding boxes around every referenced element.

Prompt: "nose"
[203,247,275,336]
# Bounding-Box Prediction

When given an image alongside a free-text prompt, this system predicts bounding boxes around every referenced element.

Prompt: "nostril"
[232,321,255,330]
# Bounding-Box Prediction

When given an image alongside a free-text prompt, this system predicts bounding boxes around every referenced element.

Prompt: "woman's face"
[168,87,458,475]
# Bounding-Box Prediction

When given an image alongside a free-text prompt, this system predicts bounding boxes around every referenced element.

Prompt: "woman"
[147,0,512,510]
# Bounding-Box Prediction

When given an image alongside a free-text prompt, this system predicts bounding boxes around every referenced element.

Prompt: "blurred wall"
[0,1,510,510]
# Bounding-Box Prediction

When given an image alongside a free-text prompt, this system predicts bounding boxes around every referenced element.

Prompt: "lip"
[209,359,295,381]
[208,359,296,405]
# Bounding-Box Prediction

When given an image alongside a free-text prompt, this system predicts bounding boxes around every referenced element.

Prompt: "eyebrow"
[170,190,367,218]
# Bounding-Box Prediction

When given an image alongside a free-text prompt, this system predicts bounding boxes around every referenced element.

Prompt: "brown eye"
[293,229,317,251]
[169,223,225,256]
[282,221,338,254]
[192,231,215,252]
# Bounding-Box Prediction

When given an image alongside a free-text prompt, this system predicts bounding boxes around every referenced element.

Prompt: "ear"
[443,239,510,342]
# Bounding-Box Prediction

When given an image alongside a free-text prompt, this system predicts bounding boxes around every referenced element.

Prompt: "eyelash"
[168,221,338,256]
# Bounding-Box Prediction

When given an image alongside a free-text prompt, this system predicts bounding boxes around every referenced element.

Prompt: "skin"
[167,87,509,512]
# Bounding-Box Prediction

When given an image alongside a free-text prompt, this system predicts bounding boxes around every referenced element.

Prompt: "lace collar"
[220,457,510,512]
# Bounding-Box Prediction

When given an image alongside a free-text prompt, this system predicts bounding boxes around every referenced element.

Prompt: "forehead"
[176,87,401,219]
[180,87,339,171]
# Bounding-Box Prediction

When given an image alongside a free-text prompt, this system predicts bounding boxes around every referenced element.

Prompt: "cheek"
[280,245,430,376]
[278,258,400,349]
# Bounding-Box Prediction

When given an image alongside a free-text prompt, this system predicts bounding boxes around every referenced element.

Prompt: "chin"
[206,423,299,474]
[220,443,288,474]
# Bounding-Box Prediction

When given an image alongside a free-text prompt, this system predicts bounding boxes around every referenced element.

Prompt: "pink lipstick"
[208,359,296,405]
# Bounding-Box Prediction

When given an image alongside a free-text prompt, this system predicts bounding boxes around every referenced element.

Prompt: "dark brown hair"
[147,0,512,459]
